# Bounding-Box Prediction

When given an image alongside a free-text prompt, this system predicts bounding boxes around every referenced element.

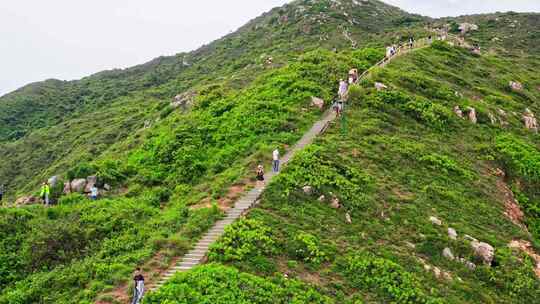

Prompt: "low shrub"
[208,219,276,262]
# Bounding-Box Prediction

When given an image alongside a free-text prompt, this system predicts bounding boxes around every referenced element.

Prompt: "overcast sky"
[1,0,539,97]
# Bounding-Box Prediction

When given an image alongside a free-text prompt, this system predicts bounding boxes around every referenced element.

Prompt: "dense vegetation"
[1,0,539,303]
[151,40,540,303]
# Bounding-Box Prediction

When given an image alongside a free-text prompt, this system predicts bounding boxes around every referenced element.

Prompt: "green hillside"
[0,0,539,303]
[148,41,540,303]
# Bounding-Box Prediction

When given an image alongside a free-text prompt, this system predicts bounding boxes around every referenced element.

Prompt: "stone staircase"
[147,37,436,292]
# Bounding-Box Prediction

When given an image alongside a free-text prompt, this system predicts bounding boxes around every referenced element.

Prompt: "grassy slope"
[148,43,540,303]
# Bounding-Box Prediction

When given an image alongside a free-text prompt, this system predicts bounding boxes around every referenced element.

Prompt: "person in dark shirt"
[131,268,145,304]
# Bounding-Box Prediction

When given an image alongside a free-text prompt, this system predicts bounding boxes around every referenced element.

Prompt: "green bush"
[404,98,453,129]
[58,193,86,205]
[495,134,540,182]
[339,253,442,304]
[66,162,97,181]
[208,219,276,262]
[291,232,327,265]
[145,264,333,303]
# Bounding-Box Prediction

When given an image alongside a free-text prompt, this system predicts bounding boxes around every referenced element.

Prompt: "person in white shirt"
[272,148,280,173]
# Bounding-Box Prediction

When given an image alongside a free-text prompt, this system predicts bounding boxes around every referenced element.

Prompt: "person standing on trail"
[40,182,50,206]
[409,37,414,49]
[131,268,145,304]
[0,184,4,202]
[272,148,280,173]
[386,46,393,59]
[336,79,348,117]
[256,165,265,186]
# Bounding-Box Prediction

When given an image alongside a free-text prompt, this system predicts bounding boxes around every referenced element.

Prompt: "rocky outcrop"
[522,108,538,132]
[310,97,325,110]
[508,240,540,278]
[458,23,479,34]
[345,212,352,224]
[71,179,87,193]
[171,91,197,110]
[471,241,495,265]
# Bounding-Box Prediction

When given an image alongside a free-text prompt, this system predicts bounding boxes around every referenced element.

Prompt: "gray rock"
[471,241,495,265]
[48,176,58,187]
[104,184,111,191]
[443,247,455,260]
[429,216,442,226]
[318,195,326,202]
[85,176,97,193]
[71,179,87,193]
[63,182,72,194]
[467,107,477,124]
[374,82,388,91]
[448,228,458,240]
[310,97,325,110]
[509,81,523,91]
[345,212,352,224]
[302,186,313,195]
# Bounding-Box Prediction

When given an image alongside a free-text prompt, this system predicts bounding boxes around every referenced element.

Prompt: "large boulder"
[63,182,72,194]
[458,23,479,34]
[48,176,58,187]
[71,179,87,193]
[310,97,325,110]
[84,176,97,193]
[302,186,313,195]
[330,197,341,209]
[471,241,495,265]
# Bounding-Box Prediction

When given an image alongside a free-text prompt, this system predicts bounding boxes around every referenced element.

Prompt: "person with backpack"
[131,268,145,304]
[272,148,280,173]
[40,182,50,206]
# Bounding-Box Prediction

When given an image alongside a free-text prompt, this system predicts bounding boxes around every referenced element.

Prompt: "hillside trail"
[104,34,458,304]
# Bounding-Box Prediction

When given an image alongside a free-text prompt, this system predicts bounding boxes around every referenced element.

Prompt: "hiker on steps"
[256,165,265,186]
[272,148,280,173]
[409,37,414,49]
[335,79,348,117]
[131,268,145,304]
[40,182,50,206]
[89,184,99,200]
